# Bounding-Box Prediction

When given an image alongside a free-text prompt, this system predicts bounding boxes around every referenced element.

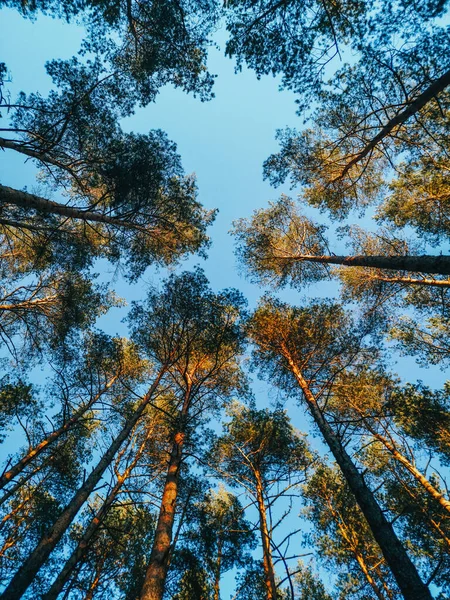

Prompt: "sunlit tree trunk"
[281,344,432,600]
[1,369,166,600]
[361,421,450,514]
[0,184,142,230]
[140,381,192,600]
[254,471,277,600]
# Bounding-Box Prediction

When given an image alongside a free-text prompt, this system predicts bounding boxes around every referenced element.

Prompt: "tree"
[293,562,333,600]
[127,269,247,600]
[0,332,146,493]
[1,355,168,599]
[58,502,156,600]
[0,111,215,279]
[302,464,398,600]
[1,0,219,289]
[388,383,450,464]
[225,0,449,103]
[259,32,450,215]
[185,487,256,600]
[3,0,218,104]
[211,403,313,600]
[233,197,450,367]
[233,198,450,288]
[327,368,450,516]
[249,297,433,600]
[42,407,165,600]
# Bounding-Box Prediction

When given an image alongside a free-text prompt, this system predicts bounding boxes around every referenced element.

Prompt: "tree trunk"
[214,540,222,600]
[362,422,450,514]
[354,551,388,600]
[139,432,186,600]
[140,378,192,600]
[0,369,165,600]
[254,472,277,600]
[0,375,119,491]
[43,424,154,600]
[0,184,142,230]
[282,347,432,600]
[367,276,450,287]
[290,253,450,276]
[0,137,69,169]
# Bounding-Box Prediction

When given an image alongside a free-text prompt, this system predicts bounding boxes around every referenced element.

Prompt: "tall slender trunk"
[140,381,192,600]
[43,424,155,600]
[83,560,104,600]
[1,369,165,600]
[213,540,222,600]
[366,276,450,287]
[361,420,450,514]
[288,253,450,275]
[282,346,432,600]
[0,185,143,231]
[0,375,119,491]
[353,551,388,600]
[139,433,186,600]
[254,471,277,600]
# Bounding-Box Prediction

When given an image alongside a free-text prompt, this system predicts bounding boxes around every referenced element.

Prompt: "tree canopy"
[1,0,450,598]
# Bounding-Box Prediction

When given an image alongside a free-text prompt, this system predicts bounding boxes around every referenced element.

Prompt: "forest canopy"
[1,0,450,599]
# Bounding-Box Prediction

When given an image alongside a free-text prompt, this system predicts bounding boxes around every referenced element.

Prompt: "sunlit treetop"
[249,297,367,390]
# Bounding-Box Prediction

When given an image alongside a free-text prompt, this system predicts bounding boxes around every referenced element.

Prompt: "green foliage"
[128,269,248,417]
[249,297,372,394]
[0,270,116,360]
[3,0,219,102]
[302,464,398,599]
[233,561,273,599]
[233,197,329,288]
[65,503,156,599]
[389,382,450,464]
[226,0,447,106]
[185,486,256,575]
[294,562,334,600]
[170,550,213,600]
[214,402,312,483]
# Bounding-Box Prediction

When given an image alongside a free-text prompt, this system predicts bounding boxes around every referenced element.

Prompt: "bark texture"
[255,472,277,600]
[0,184,141,230]
[139,432,185,600]
[290,254,450,276]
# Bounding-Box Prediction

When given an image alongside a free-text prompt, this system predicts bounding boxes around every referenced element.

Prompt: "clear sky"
[1,7,448,597]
